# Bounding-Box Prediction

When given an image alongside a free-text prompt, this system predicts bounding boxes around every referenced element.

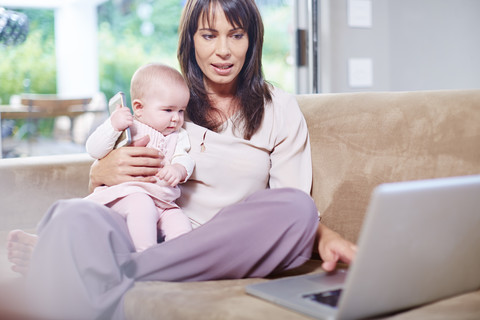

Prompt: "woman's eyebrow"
[197,27,244,32]
[197,27,218,34]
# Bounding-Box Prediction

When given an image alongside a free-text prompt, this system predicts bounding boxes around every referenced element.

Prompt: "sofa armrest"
[0,153,94,231]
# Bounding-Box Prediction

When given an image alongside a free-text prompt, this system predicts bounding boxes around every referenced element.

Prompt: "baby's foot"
[7,230,38,276]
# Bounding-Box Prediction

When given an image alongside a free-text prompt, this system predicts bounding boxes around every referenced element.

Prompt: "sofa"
[1,89,480,319]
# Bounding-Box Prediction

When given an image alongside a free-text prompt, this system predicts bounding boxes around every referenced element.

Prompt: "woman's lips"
[212,63,233,75]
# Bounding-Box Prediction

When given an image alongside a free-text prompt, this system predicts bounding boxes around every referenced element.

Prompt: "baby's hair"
[130,63,188,102]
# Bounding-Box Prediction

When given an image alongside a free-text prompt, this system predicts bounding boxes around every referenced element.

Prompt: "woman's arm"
[268,91,312,194]
[268,89,356,269]
[88,136,164,192]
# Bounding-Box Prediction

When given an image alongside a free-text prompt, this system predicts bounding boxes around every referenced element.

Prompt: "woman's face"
[193,5,249,94]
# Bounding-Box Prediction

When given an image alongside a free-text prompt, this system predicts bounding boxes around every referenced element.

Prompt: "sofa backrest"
[0,153,94,230]
[297,89,480,242]
[2,90,479,241]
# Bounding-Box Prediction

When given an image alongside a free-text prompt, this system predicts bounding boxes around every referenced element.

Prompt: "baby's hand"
[156,164,187,187]
[110,105,133,131]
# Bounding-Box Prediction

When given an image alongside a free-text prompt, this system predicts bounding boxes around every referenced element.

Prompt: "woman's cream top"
[178,87,312,228]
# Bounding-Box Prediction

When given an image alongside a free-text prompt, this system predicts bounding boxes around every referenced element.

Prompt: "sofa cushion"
[124,277,480,320]
[298,90,480,242]
[124,260,325,320]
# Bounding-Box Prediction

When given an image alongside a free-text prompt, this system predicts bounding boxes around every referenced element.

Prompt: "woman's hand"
[89,136,164,192]
[316,223,357,272]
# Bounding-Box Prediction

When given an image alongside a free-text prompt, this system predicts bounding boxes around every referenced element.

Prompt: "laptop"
[246,175,480,320]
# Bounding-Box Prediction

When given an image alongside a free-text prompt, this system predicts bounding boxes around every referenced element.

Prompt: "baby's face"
[137,84,189,135]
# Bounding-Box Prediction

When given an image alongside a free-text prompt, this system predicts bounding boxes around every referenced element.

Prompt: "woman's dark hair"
[178,0,272,140]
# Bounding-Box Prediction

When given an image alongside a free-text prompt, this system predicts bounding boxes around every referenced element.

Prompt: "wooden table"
[0,104,92,119]
[0,104,104,158]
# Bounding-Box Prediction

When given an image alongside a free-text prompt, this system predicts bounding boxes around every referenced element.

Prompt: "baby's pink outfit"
[85,119,194,251]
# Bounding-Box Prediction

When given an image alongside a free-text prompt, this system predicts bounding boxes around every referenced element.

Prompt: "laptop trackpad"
[303,289,343,307]
[301,270,348,308]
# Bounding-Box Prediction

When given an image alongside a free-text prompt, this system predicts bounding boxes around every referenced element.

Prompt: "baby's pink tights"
[110,192,192,252]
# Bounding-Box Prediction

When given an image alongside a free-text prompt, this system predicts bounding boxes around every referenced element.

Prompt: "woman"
[7,0,356,319]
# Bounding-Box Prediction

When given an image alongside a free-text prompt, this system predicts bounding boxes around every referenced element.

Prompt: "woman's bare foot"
[7,230,38,276]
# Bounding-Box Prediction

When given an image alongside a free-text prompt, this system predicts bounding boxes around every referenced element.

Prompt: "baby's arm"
[157,164,188,187]
[85,106,134,159]
[170,128,195,179]
[157,129,195,187]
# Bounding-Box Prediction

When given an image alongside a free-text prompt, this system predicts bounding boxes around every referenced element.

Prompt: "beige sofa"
[1,89,480,319]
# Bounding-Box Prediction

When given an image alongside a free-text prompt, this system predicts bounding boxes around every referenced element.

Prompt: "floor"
[1,136,86,158]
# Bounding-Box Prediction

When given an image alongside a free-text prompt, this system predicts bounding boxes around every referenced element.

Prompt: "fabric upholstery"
[298,90,480,242]
[0,153,93,231]
[1,89,479,319]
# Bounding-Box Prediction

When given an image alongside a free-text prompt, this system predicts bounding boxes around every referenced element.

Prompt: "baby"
[85,63,194,252]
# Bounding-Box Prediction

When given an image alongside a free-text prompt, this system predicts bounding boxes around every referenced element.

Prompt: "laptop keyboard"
[302,289,343,308]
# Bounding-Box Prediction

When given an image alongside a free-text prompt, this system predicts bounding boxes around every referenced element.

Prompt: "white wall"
[55,2,99,97]
[388,0,480,91]
[318,0,480,93]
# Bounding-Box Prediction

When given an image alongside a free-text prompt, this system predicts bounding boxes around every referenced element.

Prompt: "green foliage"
[0,8,57,140]
[260,5,294,90]
[0,12,56,104]
[97,0,294,99]
[0,1,294,110]
[97,0,183,103]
